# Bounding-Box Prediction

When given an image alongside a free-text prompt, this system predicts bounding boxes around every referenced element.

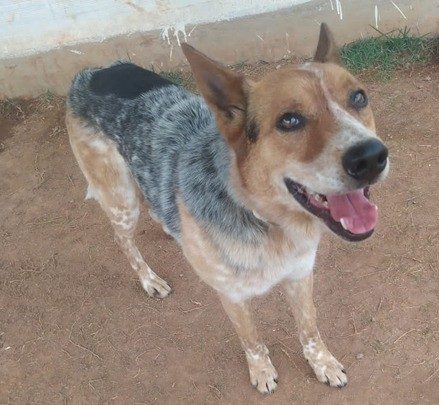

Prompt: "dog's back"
[67,62,263,240]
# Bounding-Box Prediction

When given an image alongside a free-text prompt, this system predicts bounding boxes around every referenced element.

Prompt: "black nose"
[342,139,388,183]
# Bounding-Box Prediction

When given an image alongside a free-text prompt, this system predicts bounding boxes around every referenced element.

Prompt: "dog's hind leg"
[283,274,347,387]
[66,111,171,298]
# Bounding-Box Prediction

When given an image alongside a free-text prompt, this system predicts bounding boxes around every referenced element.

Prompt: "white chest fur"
[182,221,320,303]
[221,244,318,302]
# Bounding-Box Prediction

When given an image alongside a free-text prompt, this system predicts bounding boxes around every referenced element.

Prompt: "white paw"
[309,355,347,388]
[140,273,172,298]
[248,356,278,394]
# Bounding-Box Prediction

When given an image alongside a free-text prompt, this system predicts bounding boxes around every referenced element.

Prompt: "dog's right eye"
[349,89,368,110]
[277,112,306,132]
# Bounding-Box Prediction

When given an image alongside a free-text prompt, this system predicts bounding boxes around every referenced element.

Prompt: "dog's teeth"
[313,194,329,208]
[340,218,349,230]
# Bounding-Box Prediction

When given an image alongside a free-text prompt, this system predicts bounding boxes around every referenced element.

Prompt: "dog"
[66,24,389,393]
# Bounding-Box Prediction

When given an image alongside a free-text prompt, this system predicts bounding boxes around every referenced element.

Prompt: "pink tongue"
[326,189,378,234]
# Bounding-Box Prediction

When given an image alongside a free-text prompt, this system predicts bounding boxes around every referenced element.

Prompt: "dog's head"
[182,24,389,241]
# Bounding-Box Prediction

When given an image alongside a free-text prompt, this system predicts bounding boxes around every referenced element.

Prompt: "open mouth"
[284,178,378,241]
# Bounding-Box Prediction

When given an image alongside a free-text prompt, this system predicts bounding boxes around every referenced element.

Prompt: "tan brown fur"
[184,40,378,229]
[246,68,334,162]
[318,62,376,130]
[314,23,341,64]
[238,63,376,201]
[181,44,249,151]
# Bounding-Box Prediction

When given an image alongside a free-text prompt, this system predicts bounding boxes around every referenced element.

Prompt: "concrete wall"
[1,0,437,98]
[1,0,311,59]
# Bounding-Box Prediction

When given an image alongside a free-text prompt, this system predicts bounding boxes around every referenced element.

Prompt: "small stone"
[356,353,364,360]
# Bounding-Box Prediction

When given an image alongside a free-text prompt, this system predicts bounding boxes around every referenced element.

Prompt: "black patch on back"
[246,117,259,142]
[89,63,173,99]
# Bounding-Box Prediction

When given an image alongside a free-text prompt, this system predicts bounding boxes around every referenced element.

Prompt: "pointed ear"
[314,23,341,64]
[181,43,249,147]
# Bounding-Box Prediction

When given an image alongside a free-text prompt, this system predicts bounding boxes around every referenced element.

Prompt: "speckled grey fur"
[68,63,267,244]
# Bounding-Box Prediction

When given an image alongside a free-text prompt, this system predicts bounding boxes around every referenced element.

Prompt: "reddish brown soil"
[1,65,438,404]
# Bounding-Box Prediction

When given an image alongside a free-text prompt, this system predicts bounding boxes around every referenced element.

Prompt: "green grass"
[340,27,434,78]
[159,71,188,86]
[160,70,197,91]
[0,98,26,118]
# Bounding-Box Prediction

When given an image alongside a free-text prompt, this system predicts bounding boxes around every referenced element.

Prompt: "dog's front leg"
[282,274,347,388]
[219,295,278,394]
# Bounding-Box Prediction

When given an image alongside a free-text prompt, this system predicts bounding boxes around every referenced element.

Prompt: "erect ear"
[181,43,250,147]
[314,23,341,64]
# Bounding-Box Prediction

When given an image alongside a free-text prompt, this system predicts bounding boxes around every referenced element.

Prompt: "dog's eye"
[350,90,368,109]
[277,112,306,132]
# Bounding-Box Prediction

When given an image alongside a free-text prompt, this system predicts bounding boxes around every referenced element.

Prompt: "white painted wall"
[1,0,312,59]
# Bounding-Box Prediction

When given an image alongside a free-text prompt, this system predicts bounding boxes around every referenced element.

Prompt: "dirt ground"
[1,64,438,405]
